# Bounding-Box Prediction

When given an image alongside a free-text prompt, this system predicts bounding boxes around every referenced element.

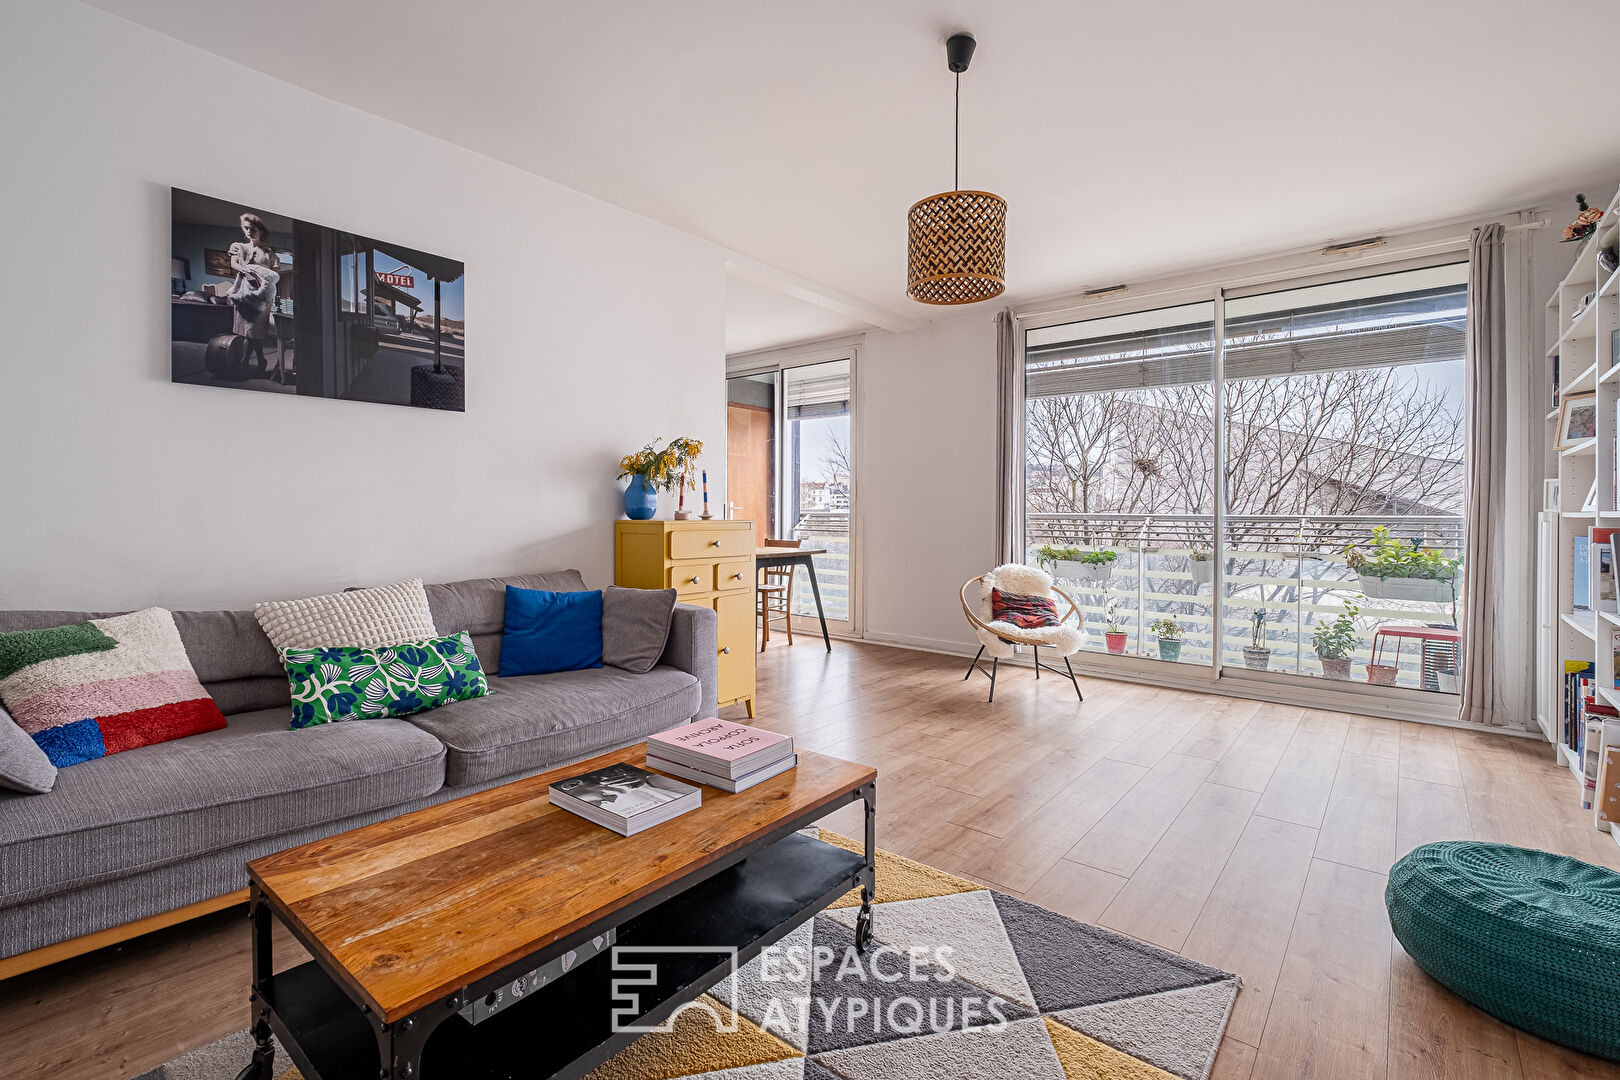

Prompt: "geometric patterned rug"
[142,830,1238,1080]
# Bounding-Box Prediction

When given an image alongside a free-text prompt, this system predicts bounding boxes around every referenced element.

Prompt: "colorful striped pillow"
[990,588,1061,630]
[0,608,228,768]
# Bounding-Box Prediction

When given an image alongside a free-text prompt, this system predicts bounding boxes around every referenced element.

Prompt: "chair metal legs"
[963,641,1082,703]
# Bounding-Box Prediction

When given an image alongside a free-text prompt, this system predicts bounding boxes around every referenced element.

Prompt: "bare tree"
[819,432,852,485]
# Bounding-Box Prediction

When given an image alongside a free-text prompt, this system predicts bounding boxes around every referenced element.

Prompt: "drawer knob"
[732,573,743,580]
[709,540,722,547]
[689,576,701,584]
[721,646,732,654]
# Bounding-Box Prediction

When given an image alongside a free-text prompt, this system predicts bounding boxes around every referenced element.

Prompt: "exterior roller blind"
[1026,271,1466,398]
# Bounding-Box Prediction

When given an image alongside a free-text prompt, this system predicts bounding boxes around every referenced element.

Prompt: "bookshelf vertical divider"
[1539,187,1620,848]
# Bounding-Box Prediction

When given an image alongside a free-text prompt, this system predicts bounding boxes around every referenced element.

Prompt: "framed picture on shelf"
[1593,528,1618,614]
[1547,477,1562,509]
[1584,477,1600,511]
[1611,329,1620,370]
[1560,390,1598,447]
[1552,353,1560,410]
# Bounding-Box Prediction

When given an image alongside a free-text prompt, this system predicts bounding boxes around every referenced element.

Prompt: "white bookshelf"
[1537,187,1620,847]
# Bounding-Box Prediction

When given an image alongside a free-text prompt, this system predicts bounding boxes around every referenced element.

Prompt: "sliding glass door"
[726,354,856,636]
[1021,261,1468,702]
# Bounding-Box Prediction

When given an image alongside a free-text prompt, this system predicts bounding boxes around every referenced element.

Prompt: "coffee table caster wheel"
[855,909,873,953]
[234,1046,274,1080]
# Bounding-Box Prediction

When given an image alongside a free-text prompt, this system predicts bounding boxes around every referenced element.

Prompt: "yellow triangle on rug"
[1043,1016,1181,1080]
[816,829,983,909]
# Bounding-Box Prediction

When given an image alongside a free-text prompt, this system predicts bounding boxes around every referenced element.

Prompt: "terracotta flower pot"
[1105,632,1127,654]
[1318,656,1351,681]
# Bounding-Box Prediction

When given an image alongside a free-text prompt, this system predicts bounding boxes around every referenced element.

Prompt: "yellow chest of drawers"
[614,519,756,717]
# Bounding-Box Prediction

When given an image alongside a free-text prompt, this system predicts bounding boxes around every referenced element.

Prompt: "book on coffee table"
[549,762,700,835]
[648,752,799,793]
[647,719,795,779]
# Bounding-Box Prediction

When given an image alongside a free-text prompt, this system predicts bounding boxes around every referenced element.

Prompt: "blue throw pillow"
[498,586,603,676]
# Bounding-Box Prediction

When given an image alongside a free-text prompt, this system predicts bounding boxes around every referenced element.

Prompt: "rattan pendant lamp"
[906,32,1007,305]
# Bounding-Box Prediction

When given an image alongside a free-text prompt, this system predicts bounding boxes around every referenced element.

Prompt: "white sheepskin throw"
[975,563,1084,659]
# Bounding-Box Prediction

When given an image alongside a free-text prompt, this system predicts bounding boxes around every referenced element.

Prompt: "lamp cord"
[954,72,960,192]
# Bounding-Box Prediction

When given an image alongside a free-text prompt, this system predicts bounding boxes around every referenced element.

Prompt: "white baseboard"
[857,630,981,658]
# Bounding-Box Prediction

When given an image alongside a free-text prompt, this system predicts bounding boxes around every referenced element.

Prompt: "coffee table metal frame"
[237,780,876,1080]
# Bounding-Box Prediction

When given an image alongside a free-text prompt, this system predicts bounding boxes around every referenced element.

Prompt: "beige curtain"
[1460,223,1510,727]
[995,309,1023,566]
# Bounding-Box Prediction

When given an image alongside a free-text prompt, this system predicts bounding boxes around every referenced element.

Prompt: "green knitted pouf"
[1387,841,1620,1059]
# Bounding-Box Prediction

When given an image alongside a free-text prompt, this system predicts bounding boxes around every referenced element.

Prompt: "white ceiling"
[90,0,1620,353]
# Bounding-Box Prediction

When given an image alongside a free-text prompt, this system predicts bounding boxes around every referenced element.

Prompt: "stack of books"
[549,762,701,836]
[647,719,797,792]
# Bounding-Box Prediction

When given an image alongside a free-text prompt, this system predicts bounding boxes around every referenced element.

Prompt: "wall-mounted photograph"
[170,188,466,411]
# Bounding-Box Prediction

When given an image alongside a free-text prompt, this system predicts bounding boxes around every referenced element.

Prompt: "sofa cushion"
[0,702,55,794]
[285,632,490,727]
[0,609,229,768]
[499,587,603,676]
[255,578,438,652]
[405,666,701,787]
[603,586,678,674]
[426,570,588,673]
[0,707,445,907]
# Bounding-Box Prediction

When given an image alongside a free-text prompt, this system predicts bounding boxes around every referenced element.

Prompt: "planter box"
[1079,562,1116,586]
[1052,560,1085,581]
[1241,646,1271,671]
[1357,574,1456,603]
[1189,560,1213,585]
[1366,662,1398,686]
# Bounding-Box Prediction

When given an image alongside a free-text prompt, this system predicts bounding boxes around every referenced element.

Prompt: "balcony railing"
[1025,513,1464,693]
[788,511,851,623]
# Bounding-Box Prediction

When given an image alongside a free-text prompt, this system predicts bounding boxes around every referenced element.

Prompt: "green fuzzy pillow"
[282,631,488,729]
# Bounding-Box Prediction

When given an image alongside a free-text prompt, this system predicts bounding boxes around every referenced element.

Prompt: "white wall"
[857,312,998,652]
[0,1,726,610]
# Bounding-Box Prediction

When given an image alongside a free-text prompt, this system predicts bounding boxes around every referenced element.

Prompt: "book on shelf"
[648,752,800,793]
[1574,536,1592,611]
[1581,699,1620,809]
[646,719,795,780]
[549,762,701,836]
[1565,659,1596,747]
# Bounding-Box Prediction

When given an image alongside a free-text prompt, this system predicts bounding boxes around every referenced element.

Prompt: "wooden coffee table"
[235,746,877,1080]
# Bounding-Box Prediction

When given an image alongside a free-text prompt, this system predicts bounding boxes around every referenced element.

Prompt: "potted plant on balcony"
[1188,546,1214,585]
[1343,527,1460,603]
[1310,602,1360,681]
[1035,545,1084,581]
[1243,609,1275,670]
[1078,548,1119,587]
[1104,601,1128,654]
[1149,617,1185,662]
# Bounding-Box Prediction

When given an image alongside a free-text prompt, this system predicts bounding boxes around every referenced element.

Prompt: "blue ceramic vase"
[623,476,658,520]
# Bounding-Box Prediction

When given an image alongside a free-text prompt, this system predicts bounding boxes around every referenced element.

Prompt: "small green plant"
[1035,544,1082,567]
[1311,601,1362,660]
[1105,600,1126,634]
[1079,549,1119,566]
[1344,526,1461,582]
[1148,617,1184,641]
[1188,546,1212,562]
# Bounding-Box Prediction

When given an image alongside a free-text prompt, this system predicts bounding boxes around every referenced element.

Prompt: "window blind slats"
[1025,282,1465,399]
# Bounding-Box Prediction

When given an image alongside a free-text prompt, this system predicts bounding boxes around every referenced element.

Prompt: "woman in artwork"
[227,212,283,380]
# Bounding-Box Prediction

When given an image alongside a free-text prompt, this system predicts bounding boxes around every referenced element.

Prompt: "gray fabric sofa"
[0,569,718,962]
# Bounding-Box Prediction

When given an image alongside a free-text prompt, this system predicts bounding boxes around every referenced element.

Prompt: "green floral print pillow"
[282,631,488,729]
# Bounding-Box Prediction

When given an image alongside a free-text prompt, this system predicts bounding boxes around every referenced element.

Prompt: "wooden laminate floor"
[3,640,1618,1079]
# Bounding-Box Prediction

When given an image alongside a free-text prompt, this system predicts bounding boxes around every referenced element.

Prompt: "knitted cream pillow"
[254,578,437,652]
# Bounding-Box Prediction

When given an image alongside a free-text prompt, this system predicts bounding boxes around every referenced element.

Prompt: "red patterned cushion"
[990,588,1060,629]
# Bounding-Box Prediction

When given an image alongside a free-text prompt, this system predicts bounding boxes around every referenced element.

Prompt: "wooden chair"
[758,538,802,649]
[959,568,1084,703]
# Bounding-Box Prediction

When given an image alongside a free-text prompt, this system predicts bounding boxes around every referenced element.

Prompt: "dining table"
[755,546,831,651]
